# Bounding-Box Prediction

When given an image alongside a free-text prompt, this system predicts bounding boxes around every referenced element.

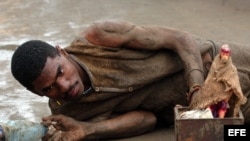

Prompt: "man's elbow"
[139,111,157,132]
[175,31,196,50]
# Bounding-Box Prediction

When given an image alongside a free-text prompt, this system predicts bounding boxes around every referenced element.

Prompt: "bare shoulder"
[82,20,135,47]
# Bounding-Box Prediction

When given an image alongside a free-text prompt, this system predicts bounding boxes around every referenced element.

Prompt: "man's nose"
[56,77,70,93]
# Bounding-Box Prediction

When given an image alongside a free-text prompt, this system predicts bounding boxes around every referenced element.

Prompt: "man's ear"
[56,45,69,57]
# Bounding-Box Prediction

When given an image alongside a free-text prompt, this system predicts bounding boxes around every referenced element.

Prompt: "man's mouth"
[64,82,79,100]
[69,87,77,97]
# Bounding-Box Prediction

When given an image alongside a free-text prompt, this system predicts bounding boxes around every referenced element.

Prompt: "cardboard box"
[174,107,244,141]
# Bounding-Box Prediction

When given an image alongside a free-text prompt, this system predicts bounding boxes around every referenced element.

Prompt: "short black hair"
[11,40,59,90]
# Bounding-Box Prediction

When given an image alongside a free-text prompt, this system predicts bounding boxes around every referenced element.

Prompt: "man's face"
[31,49,85,101]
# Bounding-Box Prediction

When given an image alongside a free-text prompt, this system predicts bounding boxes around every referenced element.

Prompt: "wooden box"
[174,107,244,141]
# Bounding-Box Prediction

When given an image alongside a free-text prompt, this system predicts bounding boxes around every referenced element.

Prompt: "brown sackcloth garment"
[189,49,247,117]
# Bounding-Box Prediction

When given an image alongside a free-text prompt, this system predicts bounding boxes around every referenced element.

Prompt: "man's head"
[11,40,86,100]
[11,40,59,90]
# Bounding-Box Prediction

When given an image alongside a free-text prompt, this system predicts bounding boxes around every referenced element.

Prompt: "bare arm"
[83,20,204,89]
[42,110,156,140]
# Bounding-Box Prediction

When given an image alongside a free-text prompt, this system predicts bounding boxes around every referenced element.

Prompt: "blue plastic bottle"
[0,120,47,141]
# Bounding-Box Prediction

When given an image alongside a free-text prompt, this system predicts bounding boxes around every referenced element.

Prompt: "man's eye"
[58,69,64,76]
[44,85,54,93]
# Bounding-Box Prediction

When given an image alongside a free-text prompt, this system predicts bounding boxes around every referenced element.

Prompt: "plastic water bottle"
[0,120,47,141]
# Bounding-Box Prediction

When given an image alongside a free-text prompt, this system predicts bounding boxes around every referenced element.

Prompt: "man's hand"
[41,114,90,141]
[41,111,156,140]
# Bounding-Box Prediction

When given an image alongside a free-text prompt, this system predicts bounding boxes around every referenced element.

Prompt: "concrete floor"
[0,0,250,140]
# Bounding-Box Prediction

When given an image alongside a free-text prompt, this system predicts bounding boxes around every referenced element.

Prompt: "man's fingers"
[47,130,63,141]
[47,125,57,135]
[42,115,66,126]
[41,120,52,126]
[42,133,52,141]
